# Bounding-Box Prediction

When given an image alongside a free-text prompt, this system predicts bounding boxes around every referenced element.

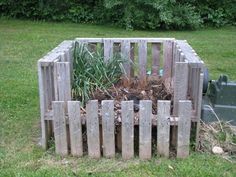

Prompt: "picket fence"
[38,38,204,159]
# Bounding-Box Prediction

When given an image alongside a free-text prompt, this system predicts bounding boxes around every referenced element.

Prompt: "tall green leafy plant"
[72,42,126,105]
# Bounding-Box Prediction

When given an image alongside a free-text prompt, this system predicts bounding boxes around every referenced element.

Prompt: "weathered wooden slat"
[180,52,185,62]
[171,43,177,80]
[68,101,83,157]
[121,40,131,78]
[121,101,134,159]
[130,43,135,77]
[138,40,147,87]
[38,61,48,149]
[104,39,113,62]
[157,100,171,157]
[176,40,203,64]
[53,61,58,101]
[172,62,189,147]
[56,62,71,104]
[195,73,204,149]
[173,62,189,116]
[193,68,201,111]
[52,101,68,156]
[163,40,173,79]
[152,43,161,76]
[42,67,49,111]
[60,52,66,62]
[86,100,100,158]
[177,48,181,62]
[139,100,152,160]
[102,100,115,158]
[177,100,192,158]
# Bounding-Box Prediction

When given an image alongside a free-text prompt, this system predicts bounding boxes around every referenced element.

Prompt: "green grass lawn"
[0,19,236,177]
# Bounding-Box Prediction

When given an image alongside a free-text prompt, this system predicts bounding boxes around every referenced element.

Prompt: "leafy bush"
[0,0,235,29]
[72,42,126,105]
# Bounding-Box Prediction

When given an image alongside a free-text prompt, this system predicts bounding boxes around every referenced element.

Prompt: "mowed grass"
[0,19,236,176]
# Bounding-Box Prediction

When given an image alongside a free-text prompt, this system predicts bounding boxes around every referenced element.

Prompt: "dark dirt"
[91,76,173,115]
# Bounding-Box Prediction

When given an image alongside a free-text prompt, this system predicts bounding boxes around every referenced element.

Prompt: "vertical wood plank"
[43,66,49,111]
[180,52,185,62]
[130,43,135,77]
[38,61,48,149]
[177,100,192,158]
[172,62,188,147]
[68,101,83,157]
[163,40,173,79]
[171,43,177,80]
[121,40,131,78]
[195,73,204,149]
[173,62,189,116]
[56,62,71,103]
[176,48,181,62]
[193,68,201,111]
[152,43,161,76]
[86,100,101,158]
[139,100,152,160]
[157,100,171,157]
[53,101,68,156]
[60,52,66,62]
[53,61,59,101]
[138,40,147,87]
[102,100,115,158]
[121,101,134,159]
[104,39,113,62]
[46,66,53,109]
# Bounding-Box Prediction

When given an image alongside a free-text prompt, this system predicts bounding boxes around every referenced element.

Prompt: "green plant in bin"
[72,41,127,105]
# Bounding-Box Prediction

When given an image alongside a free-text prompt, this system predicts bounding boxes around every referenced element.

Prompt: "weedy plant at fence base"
[72,42,127,105]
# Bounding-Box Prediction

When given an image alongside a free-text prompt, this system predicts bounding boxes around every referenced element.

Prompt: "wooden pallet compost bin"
[38,38,204,159]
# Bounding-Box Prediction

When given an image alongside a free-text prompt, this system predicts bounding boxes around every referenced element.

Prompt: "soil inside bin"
[90,76,173,116]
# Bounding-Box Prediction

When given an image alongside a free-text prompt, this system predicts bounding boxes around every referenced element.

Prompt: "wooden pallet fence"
[76,38,173,88]
[51,100,192,159]
[38,38,204,158]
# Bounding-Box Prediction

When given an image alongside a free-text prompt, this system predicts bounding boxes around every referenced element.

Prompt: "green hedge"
[0,0,235,29]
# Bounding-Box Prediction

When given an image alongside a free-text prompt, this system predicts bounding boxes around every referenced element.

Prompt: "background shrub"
[0,0,235,29]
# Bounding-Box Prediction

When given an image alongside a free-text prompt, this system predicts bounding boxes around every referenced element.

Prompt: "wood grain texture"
[121,101,134,159]
[130,43,135,77]
[102,100,115,158]
[68,101,83,157]
[152,43,161,76]
[56,62,71,103]
[139,100,152,160]
[195,73,204,149]
[173,62,189,116]
[38,61,48,149]
[138,40,147,87]
[163,40,173,79]
[104,39,113,62]
[86,100,101,158]
[53,101,68,156]
[177,100,192,158]
[157,100,171,157]
[121,40,131,78]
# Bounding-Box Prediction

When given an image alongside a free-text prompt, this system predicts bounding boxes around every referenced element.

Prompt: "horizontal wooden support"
[44,109,198,125]
[75,38,175,43]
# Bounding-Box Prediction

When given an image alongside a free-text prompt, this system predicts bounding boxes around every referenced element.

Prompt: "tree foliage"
[0,0,235,29]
